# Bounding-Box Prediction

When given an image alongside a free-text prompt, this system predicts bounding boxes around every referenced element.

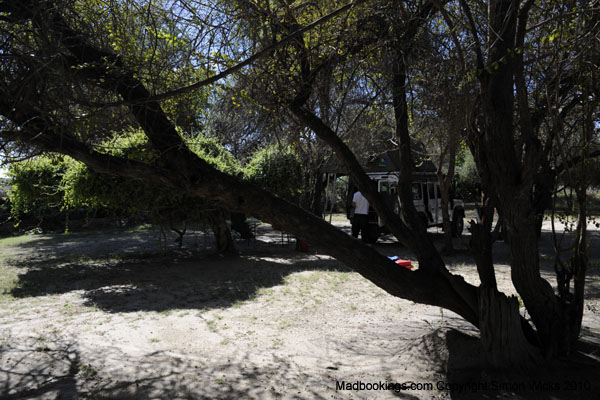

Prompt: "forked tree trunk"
[171,222,187,248]
[462,1,566,360]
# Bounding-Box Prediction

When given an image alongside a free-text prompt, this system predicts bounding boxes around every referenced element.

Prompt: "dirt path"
[1,222,599,399]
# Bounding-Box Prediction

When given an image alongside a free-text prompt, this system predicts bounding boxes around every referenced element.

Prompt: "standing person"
[351,191,369,241]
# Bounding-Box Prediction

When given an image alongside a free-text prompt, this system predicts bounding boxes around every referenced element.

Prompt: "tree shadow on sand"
[8,245,350,313]
[0,333,332,399]
[0,334,82,400]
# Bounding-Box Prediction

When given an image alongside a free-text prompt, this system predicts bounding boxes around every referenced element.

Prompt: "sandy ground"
[0,218,599,399]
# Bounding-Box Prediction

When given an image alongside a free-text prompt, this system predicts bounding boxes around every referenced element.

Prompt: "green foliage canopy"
[8,130,242,225]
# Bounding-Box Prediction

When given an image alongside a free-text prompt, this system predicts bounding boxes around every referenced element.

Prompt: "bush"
[454,151,480,202]
[7,130,241,230]
[244,145,303,201]
[8,156,67,218]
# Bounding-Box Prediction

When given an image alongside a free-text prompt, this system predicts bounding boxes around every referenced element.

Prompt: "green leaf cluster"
[8,156,70,217]
[244,145,303,201]
[187,135,241,175]
[8,129,241,225]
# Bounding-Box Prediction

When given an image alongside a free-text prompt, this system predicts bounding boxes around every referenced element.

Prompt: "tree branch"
[458,0,485,72]
[91,0,367,107]
[0,101,485,326]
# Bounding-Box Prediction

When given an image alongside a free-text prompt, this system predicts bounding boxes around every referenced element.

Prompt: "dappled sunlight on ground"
[0,222,599,399]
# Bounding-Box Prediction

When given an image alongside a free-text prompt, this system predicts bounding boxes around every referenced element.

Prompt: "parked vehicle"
[346,172,465,243]
[324,150,465,243]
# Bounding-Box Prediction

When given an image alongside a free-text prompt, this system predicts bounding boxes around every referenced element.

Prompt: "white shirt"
[352,191,369,215]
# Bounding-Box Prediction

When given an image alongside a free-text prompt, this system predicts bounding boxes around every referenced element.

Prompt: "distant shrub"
[244,145,303,201]
[454,151,480,202]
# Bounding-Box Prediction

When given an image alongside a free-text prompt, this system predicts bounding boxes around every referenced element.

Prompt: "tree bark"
[569,190,588,344]
[469,200,497,290]
[438,143,457,252]
[310,171,325,217]
[478,286,541,367]
[460,0,570,359]
[505,207,566,357]
[207,210,236,254]
[171,222,187,249]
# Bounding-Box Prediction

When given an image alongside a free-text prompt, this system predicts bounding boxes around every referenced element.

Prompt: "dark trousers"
[352,214,369,240]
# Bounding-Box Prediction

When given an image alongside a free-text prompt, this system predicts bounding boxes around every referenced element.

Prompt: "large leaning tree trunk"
[288,0,542,367]
[1,0,596,368]
[0,0,532,368]
[288,0,485,327]
[0,0,482,329]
